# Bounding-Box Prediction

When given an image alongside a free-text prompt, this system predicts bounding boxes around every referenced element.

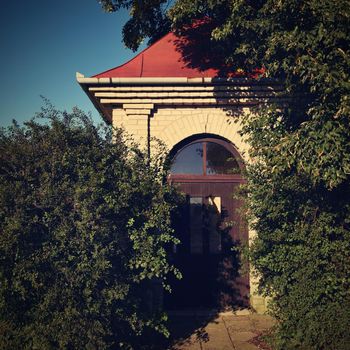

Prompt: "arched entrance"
[165,135,249,310]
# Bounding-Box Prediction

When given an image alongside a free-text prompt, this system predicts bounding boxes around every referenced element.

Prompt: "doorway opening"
[165,135,249,310]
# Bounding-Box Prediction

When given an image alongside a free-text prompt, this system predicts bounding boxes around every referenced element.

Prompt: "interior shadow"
[138,193,250,348]
[164,190,249,312]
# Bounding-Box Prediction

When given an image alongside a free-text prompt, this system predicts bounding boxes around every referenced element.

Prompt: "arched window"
[166,136,248,309]
[170,138,243,178]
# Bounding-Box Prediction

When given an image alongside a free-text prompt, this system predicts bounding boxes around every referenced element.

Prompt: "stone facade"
[78,76,283,313]
[113,106,250,157]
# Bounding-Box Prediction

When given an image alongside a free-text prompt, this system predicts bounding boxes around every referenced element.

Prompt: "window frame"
[169,137,245,183]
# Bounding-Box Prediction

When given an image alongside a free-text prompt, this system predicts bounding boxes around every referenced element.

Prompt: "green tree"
[99,1,350,348]
[99,0,171,51]
[0,105,180,349]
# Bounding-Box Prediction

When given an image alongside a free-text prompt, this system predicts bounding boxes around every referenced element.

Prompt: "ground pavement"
[165,310,276,350]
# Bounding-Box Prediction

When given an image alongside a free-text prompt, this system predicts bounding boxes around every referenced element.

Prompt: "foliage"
[99,1,350,348]
[241,107,350,349]
[98,0,171,51]
[0,105,180,349]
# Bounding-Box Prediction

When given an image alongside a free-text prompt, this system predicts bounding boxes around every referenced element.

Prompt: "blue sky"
[0,0,145,126]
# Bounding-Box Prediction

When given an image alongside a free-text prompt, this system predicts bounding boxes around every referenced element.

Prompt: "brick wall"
[113,106,250,157]
[112,104,269,313]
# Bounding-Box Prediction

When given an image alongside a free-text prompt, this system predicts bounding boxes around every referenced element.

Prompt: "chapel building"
[77,29,281,313]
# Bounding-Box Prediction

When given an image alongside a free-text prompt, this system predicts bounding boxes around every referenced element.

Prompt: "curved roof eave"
[91,31,251,79]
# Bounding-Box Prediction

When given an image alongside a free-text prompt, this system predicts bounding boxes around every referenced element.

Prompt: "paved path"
[166,310,275,350]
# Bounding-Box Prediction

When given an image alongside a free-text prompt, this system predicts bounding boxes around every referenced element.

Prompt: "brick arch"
[151,108,267,313]
[168,133,246,174]
[159,111,249,161]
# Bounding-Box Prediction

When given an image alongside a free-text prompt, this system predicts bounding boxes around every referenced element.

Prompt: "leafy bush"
[0,105,180,349]
[242,107,350,350]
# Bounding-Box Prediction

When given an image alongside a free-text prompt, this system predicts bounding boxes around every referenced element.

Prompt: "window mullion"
[203,142,207,175]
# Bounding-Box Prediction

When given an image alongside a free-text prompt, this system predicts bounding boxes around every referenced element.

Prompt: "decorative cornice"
[76,72,285,125]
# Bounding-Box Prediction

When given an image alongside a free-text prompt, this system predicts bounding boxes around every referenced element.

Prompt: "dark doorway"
[165,137,249,310]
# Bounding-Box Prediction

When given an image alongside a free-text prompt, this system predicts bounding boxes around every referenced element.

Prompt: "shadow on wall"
[173,17,281,125]
[173,18,264,78]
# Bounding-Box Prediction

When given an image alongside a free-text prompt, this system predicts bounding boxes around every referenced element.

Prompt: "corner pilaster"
[121,104,154,151]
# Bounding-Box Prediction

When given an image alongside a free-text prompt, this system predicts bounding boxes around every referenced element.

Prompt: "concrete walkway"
[166,310,276,350]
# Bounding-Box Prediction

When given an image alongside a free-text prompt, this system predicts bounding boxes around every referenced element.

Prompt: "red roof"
[93,19,264,79]
[94,32,222,78]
